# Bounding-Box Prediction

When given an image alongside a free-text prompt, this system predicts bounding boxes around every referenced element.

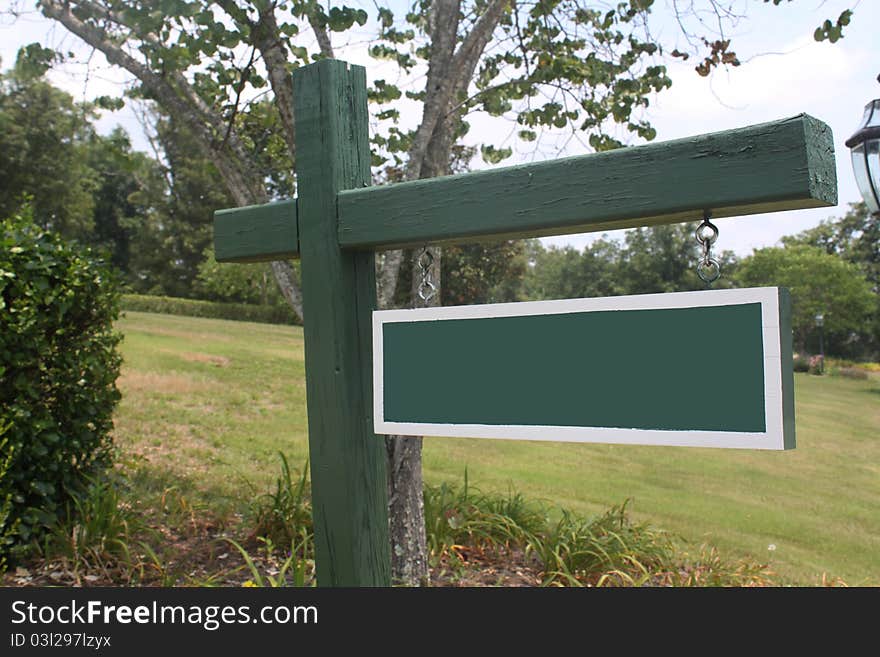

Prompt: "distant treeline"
[2,68,876,359]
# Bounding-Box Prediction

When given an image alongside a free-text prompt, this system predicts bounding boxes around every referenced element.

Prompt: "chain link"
[417,246,436,305]
[695,212,721,285]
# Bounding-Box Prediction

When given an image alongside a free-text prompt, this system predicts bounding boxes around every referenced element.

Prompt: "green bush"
[793,355,810,373]
[0,424,16,572]
[0,210,122,556]
[121,294,300,325]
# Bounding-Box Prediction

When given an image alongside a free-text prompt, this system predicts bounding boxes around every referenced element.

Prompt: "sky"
[1,0,878,257]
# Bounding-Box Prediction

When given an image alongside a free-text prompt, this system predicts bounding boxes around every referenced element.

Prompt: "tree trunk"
[382,0,509,586]
[385,434,427,585]
[385,244,442,585]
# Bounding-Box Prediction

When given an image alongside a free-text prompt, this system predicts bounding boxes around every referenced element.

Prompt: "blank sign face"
[373,287,794,450]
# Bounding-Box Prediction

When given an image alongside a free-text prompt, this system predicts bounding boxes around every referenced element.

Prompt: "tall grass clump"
[228,453,316,586]
[423,473,777,587]
[43,475,143,584]
[423,471,546,562]
[524,501,675,586]
[250,453,313,553]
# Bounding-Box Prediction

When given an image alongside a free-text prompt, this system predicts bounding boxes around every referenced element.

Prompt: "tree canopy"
[736,244,875,354]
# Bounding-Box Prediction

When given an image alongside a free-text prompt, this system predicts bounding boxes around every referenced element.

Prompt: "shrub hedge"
[0,211,122,556]
[121,294,300,325]
[0,424,15,571]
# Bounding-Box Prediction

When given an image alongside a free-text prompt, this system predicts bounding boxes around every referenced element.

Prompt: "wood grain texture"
[213,199,298,262]
[337,114,837,250]
[293,59,390,586]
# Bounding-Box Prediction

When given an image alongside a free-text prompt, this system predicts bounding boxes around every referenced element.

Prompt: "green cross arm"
[214,199,297,263]
[214,113,835,261]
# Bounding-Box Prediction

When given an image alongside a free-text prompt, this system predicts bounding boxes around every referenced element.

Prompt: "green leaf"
[480,144,513,164]
[94,96,125,111]
[378,8,394,28]
[14,43,60,79]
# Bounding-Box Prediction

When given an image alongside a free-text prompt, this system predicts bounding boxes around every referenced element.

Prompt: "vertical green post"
[293,59,390,586]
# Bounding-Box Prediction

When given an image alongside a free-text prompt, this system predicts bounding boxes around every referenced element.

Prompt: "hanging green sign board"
[374,287,794,450]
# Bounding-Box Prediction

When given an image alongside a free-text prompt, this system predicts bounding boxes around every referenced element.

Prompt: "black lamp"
[845,78,880,216]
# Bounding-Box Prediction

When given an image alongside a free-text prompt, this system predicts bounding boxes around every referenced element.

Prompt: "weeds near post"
[224,535,314,587]
[43,475,144,585]
[250,453,312,549]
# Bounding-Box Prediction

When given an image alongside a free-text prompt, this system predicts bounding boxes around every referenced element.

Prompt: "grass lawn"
[114,311,880,585]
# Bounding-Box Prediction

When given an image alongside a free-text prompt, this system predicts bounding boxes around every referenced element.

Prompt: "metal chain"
[416,246,436,305]
[695,212,721,286]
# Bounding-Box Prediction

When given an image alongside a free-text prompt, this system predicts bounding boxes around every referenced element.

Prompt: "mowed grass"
[114,311,880,585]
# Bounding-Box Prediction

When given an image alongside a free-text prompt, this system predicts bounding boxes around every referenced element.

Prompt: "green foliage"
[369,1,673,170]
[523,223,740,301]
[0,62,167,292]
[442,240,529,305]
[121,293,300,325]
[86,128,166,276]
[783,203,879,291]
[524,239,623,300]
[663,544,775,587]
[0,63,97,239]
[813,9,852,43]
[44,474,141,581]
[250,453,312,550]
[525,501,675,586]
[195,247,296,307]
[735,245,875,353]
[423,477,682,586]
[232,453,315,587]
[423,474,547,562]
[0,209,122,553]
[782,203,879,358]
[480,144,513,165]
[139,113,235,298]
[619,223,738,293]
[0,424,17,572]
[793,354,811,373]
[12,43,62,80]
[225,535,314,587]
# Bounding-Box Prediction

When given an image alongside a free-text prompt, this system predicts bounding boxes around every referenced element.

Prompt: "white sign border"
[373,287,790,450]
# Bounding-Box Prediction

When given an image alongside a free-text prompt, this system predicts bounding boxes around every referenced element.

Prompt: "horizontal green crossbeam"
[337,114,836,250]
[214,199,298,263]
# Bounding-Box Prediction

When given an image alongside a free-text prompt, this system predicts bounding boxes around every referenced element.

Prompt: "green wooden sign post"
[214,59,837,586]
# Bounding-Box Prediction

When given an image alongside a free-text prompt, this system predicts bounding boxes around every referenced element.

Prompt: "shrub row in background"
[121,294,300,326]
[1,211,122,560]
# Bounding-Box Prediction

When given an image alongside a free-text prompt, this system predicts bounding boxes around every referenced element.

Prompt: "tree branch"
[214,0,298,166]
[309,14,335,59]
[404,0,462,181]
[38,0,306,324]
[38,0,266,205]
[451,0,511,93]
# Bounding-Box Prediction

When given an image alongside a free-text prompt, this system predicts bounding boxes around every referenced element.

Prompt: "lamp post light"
[815,313,825,374]
[845,78,880,217]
